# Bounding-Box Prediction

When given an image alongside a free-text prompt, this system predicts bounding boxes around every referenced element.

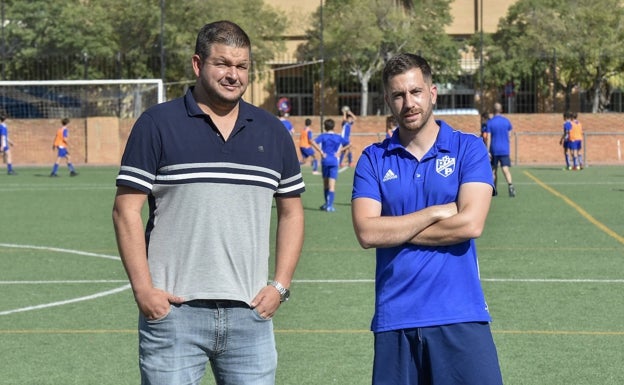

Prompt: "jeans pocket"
[144,305,173,324]
[251,307,273,321]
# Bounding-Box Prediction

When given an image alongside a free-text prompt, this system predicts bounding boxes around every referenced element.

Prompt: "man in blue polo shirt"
[112,21,305,385]
[352,53,503,385]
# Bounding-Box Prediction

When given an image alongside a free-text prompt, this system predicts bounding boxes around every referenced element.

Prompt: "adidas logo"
[382,169,398,182]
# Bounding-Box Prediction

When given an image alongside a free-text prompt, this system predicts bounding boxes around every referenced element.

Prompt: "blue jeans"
[138,300,277,385]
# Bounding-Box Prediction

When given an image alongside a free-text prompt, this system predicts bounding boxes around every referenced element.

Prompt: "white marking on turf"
[0,284,131,316]
[0,243,128,316]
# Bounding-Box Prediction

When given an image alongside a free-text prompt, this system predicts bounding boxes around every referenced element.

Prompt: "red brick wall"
[5,113,624,166]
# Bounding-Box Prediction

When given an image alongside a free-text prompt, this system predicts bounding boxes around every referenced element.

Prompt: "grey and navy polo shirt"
[116,88,305,305]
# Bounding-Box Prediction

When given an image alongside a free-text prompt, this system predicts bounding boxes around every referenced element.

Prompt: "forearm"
[410,183,492,246]
[353,199,456,249]
[408,212,480,246]
[273,197,304,287]
[113,211,152,292]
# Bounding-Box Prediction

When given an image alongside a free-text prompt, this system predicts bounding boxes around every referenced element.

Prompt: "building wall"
[257,1,518,115]
[6,113,624,167]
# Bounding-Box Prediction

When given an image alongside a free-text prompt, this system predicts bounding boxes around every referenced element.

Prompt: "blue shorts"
[373,322,503,385]
[300,147,315,159]
[491,155,511,168]
[57,147,69,157]
[569,140,582,151]
[322,164,338,179]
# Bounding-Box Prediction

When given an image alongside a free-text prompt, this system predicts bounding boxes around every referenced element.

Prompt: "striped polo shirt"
[116,88,305,304]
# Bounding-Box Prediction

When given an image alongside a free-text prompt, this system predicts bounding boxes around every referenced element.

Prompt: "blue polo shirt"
[352,120,494,332]
[116,88,305,304]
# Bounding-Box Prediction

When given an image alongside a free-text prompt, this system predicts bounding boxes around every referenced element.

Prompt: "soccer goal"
[0,79,164,119]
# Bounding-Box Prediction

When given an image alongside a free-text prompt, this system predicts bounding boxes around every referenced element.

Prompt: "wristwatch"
[270,281,290,302]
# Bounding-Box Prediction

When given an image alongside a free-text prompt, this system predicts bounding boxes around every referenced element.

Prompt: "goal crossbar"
[0,79,165,104]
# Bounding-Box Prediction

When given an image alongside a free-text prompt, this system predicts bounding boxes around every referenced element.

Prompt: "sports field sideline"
[1,165,623,384]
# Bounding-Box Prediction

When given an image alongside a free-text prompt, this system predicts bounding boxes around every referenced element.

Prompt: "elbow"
[465,222,485,239]
[354,230,377,249]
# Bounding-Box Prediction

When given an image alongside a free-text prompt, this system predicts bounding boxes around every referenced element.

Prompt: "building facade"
[249,0,517,116]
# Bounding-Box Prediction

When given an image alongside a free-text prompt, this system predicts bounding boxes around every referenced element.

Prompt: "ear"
[191,55,202,78]
[430,84,438,105]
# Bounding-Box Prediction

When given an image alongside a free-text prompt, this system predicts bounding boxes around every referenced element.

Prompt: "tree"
[475,0,624,112]
[3,0,117,79]
[298,0,458,116]
[1,0,287,84]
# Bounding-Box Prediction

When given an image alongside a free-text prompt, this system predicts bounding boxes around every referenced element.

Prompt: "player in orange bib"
[50,118,78,177]
[299,118,319,174]
[569,112,584,170]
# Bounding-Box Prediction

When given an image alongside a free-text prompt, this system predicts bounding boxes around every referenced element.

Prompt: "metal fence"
[3,52,624,118]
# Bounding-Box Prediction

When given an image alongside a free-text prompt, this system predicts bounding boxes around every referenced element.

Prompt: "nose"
[403,93,416,111]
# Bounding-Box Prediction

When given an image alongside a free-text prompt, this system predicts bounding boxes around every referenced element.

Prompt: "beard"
[399,105,434,132]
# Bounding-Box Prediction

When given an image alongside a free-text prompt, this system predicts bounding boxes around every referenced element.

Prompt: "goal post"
[0,79,164,119]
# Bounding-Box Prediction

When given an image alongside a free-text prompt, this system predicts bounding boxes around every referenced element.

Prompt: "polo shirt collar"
[386,119,453,157]
[183,87,254,129]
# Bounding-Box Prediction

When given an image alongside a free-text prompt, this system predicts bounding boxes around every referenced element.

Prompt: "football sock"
[328,191,335,207]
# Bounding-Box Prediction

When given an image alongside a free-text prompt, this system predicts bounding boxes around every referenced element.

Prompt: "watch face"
[282,289,291,302]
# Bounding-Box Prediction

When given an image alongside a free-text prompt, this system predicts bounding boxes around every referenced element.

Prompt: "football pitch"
[1,165,623,385]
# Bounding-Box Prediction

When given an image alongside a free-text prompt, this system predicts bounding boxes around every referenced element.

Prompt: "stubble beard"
[400,106,433,133]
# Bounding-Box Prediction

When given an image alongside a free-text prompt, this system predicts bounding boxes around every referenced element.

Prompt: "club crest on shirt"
[436,155,456,177]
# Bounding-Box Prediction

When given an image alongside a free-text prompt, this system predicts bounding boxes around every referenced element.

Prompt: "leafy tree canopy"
[298,0,459,115]
[476,0,624,112]
[1,0,286,82]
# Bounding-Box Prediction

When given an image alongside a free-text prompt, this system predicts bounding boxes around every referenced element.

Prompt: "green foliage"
[0,0,287,82]
[298,0,459,114]
[474,0,624,112]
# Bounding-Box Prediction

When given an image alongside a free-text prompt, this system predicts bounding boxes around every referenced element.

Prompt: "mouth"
[221,83,239,91]
[403,110,421,122]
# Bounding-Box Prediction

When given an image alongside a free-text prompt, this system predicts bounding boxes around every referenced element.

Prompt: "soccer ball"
[341,105,350,113]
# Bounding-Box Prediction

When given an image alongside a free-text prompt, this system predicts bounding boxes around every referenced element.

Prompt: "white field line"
[0,243,120,261]
[0,284,131,316]
[0,243,125,316]
[3,243,623,317]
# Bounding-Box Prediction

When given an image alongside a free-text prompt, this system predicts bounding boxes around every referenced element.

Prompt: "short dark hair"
[305,118,312,126]
[62,118,70,125]
[323,118,335,131]
[195,20,251,60]
[382,53,432,89]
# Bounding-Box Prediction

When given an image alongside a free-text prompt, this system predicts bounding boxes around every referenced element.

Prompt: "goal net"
[0,79,164,119]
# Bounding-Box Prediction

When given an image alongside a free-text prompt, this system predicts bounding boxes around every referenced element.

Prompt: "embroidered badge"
[436,155,456,177]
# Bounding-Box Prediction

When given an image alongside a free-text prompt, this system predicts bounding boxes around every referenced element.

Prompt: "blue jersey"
[485,115,512,156]
[0,123,7,150]
[341,121,353,142]
[315,132,349,167]
[280,118,293,134]
[352,121,494,332]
